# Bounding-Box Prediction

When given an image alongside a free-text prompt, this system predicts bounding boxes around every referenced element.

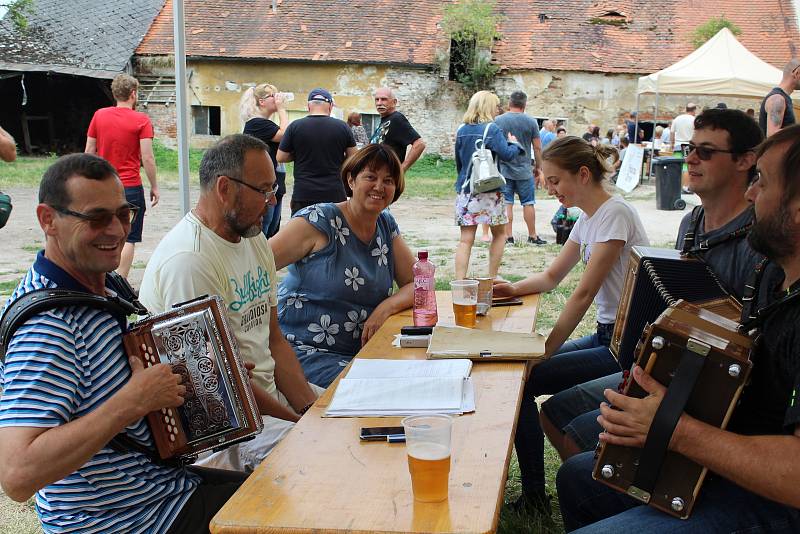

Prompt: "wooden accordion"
[594,301,752,518]
[611,247,742,369]
[123,295,263,462]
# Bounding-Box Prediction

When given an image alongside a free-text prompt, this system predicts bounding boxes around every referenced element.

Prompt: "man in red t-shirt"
[86,73,159,278]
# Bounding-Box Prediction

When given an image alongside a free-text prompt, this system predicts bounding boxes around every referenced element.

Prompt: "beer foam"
[407,442,450,461]
[452,297,477,306]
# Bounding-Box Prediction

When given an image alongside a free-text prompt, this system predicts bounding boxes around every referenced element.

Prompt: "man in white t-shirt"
[671,103,698,192]
[670,103,697,152]
[139,134,320,472]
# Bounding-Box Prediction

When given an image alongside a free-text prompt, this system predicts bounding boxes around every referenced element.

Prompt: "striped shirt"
[0,252,199,533]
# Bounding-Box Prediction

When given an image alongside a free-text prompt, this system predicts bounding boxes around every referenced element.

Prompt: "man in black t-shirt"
[371,87,425,172]
[277,88,356,214]
[759,60,800,137]
[555,125,800,532]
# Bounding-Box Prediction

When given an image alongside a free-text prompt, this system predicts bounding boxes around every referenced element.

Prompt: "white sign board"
[616,144,644,193]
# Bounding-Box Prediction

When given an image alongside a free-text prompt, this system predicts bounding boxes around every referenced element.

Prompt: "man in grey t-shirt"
[494,91,546,245]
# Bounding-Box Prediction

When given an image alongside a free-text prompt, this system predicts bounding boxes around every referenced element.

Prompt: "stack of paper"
[325,359,475,417]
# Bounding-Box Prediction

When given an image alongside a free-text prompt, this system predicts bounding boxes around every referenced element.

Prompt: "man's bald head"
[374,87,397,117]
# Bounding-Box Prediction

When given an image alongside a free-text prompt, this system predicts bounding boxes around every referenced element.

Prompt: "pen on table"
[387,434,406,443]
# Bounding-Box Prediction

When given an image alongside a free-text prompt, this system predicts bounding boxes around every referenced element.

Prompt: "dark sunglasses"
[225,176,279,201]
[52,204,139,229]
[682,143,739,161]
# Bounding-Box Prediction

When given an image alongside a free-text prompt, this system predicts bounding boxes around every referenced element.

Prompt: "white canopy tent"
[634,27,794,177]
[637,27,785,99]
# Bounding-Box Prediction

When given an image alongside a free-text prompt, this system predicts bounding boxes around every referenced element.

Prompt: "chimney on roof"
[272,0,277,14]
[538,13,549,23]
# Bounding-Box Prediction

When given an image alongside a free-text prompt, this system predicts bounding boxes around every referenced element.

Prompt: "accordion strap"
[0,277,181,465]
[681,205,754,255]
[630,341,707,501]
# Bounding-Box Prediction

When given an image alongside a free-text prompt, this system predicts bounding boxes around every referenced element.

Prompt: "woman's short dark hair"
[39,153,119,206]
[340,143,404,203]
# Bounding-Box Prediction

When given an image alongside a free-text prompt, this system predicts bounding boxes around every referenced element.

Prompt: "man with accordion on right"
[556,124,800,532]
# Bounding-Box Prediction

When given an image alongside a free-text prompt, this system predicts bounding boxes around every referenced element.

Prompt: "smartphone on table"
[359,426,405,442]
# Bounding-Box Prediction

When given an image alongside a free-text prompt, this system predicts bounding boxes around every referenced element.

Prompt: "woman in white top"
[493,136,649,510]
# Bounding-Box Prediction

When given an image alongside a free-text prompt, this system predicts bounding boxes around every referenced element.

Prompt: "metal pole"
[649,90,659,181]
[634,92,640,145]
[173,0,191,214]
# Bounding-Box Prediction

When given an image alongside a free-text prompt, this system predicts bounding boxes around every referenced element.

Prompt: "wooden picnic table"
[211,291,540,534]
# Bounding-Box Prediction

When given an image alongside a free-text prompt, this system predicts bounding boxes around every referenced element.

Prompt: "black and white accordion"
[123,295,263,462]
[610,247,742,369]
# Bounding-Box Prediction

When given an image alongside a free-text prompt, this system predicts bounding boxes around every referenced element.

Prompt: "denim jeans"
[515,324,621,498]
[541,371,623,452]
[557,451,800,533]
[261,195,283,239]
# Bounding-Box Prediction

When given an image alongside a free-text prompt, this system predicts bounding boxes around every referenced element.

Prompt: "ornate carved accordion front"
[123,295,263,461]
[594,301,752,518]
[611,247,742,369]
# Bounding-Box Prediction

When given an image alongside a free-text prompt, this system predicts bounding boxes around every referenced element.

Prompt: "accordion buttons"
[170,417,176,426]
[140,343,147,351]
[163,416,169,424]
[160,408,167,415]
[169,434,175,442]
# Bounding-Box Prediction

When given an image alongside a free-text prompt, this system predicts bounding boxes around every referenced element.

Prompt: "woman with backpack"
[454,91,524,279]
[493,135,649,512]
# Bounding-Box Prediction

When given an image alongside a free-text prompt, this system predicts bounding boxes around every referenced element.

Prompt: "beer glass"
[450,279,478,328]
[402,414,453,502]
[471,277,493,316]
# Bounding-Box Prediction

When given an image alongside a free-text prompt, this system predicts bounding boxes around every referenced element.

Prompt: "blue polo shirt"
[0,252,199,533]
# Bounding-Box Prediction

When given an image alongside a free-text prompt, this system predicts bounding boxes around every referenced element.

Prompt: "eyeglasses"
[52,204,139,229]
[682,143,740,161]
[225,176,279,201]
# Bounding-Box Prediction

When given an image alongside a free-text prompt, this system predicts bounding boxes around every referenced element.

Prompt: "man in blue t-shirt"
[540,119,556,148]
[494,91,547,245]
[0,154,246,533]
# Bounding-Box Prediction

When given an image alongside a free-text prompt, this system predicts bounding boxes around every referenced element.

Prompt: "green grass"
[403,154,457,199]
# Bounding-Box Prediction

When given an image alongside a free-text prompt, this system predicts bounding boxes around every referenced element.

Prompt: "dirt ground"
[0,182,695,292]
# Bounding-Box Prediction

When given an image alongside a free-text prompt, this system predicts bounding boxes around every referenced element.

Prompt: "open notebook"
[325,359,475,417]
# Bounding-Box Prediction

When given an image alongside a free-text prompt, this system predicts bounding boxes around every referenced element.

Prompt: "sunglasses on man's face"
[682,143,739,161]
[52,204,139,229]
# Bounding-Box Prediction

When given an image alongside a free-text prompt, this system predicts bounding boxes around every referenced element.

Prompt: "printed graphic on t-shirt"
[230,266,273,333]
[371,120,391,144]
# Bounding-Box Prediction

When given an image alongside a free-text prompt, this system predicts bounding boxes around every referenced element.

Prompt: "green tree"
[691,17,741,48]
[1,0,34,31]
[441,0,503,90]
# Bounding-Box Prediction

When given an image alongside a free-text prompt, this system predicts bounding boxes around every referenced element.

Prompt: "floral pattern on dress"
[278,203,401,388]
[308,314,339,346]
[344,266,365,292]
[330,216,350,245]
[344,309,368,339]
[454,191,508,227]
[371,236,389,266]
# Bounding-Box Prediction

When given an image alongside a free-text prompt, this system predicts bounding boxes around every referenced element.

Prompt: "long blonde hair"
[239,83,277,124]
[462,90,499,124]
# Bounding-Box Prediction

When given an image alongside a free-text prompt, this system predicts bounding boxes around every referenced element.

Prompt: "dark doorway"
[0,72,112,154]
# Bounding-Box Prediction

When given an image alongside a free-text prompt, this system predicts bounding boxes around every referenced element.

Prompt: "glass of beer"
[450,279,478,328]
[471,277,493,316]
[401,414,453,502]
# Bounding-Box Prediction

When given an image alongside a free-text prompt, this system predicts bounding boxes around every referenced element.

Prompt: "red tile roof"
[137,0,798,73]
[136,0,447,66]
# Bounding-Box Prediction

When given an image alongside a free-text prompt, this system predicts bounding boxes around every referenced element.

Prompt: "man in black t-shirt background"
[556,124,800,533]
[277,88,356,214]
[759,59,799,137]
[371,87,426,172]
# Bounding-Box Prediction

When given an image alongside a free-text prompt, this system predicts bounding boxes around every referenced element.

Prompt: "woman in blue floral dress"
[270,144,415,387]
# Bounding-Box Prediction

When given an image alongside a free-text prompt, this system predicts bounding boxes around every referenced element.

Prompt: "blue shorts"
[541,371,623,452]
[124,185,145,243]
[502,178,536,206]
